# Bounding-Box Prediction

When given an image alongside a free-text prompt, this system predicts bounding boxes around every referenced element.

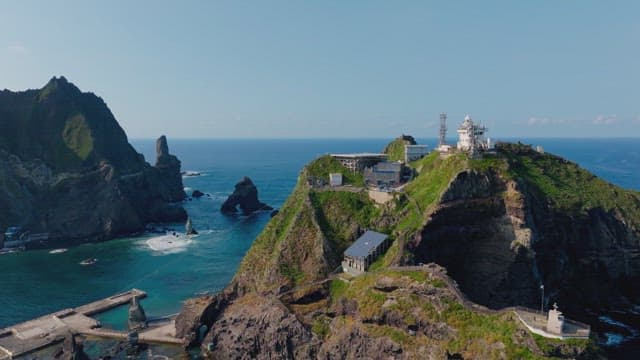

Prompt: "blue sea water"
[0,138,638,355]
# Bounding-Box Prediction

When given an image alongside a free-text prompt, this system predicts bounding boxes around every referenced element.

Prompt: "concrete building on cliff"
[342,230,390,275]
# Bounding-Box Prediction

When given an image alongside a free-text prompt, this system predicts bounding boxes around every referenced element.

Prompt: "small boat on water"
[80,258,98,265]
[49,248,67,254]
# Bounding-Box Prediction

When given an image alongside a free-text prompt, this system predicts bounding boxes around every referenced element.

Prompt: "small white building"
[329,173,343,187]
[404,145,429,163]
[547,303,565,335]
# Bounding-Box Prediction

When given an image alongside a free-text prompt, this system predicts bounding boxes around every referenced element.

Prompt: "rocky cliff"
[175,141,637,359]
[411,144,640,315]
[0,77,186,246]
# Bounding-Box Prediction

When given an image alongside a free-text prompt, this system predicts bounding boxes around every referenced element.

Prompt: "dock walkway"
[0,289,182,359]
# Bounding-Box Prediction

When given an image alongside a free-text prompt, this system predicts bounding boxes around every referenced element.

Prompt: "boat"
[49,248,67,254]
[181,171,201,177]
[80,258,98,265]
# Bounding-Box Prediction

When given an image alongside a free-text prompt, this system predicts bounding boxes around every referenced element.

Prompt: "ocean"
[0,138,638,357]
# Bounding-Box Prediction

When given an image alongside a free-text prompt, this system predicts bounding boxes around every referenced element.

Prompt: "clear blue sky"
[1,1,638,138]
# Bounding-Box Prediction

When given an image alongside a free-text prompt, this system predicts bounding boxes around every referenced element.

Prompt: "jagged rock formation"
[128,296,147,330]
[0,77,186,246]
[155,135,185,201]
[220,177,273,214]
[176,143,634,358]
[185,217,198,235]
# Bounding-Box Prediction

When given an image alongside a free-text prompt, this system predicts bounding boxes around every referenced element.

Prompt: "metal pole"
[540,284,544,314]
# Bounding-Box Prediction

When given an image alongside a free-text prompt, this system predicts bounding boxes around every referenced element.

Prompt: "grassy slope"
[383,138,408,162]
[233,157,373,293]
[500,144,640,225]
[306,155,364,186]
[325,269,594,359]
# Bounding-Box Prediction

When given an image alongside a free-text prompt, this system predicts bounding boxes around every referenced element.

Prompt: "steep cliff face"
[0,77,186,245]
[410,144,640,315]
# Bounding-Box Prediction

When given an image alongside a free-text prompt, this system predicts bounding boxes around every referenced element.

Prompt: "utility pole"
[540,284,545,314]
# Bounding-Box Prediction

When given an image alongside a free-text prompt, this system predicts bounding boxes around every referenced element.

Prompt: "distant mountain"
[0,77,186,246]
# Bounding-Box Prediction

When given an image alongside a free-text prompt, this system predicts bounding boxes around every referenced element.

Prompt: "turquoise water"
[0,138,639,355]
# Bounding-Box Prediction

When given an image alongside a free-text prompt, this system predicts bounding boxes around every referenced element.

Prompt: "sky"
[1,1,639,139]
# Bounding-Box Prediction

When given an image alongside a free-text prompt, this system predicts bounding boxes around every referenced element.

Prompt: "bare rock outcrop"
[221,177,273,214]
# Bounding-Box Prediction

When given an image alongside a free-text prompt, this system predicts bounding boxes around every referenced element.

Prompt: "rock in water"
[0,77,187,246]
[192,190,205,198]
[128,295,147,330]
[186,217,198,235]
[220,177,273,214]
[155,135,187,202]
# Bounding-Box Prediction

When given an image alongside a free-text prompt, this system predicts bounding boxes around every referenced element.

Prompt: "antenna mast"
[439,113,447,147]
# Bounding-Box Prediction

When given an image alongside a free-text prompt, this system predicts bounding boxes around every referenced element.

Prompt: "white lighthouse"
[456,115,491,154]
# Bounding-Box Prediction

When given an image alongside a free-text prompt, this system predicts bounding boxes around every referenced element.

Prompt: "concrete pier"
[0,289,182,359]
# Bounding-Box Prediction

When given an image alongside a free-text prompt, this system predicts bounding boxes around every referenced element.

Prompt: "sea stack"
[128,295,147,330]
[155,135,187,202]
[221,177,272,214]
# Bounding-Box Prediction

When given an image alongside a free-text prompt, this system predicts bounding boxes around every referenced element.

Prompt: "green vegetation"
[62,113,93,160]
[235,179,310,292]
[326,269,592,359]
[499,143,640,225]
[311,315,332,339]
[393,152,468,236]
[328,279,348,303]
[310,190,380,254]
[383,136,416,162]
[305,155,364,186]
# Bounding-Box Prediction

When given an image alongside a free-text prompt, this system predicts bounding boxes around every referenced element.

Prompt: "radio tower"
[439,113,447,147]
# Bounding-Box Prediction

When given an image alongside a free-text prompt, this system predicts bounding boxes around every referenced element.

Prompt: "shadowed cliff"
[0,77,187,246]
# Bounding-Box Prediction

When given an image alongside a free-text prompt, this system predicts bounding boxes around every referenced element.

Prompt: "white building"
[404,145,429,163]
[329,173,343,187]
[456,115,492,153]
[547,303,565,335]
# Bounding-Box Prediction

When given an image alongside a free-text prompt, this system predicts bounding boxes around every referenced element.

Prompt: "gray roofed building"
[342,230,390,275]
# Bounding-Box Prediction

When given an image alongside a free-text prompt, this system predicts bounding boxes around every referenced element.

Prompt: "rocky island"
[0,77,187,248]
[221,176,273,214]
[176,139,640,359]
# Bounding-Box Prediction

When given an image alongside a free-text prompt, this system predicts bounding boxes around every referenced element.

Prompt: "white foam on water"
[146,234,193,254]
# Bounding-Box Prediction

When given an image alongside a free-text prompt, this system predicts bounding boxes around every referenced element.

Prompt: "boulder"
[220,177,273,214]
[192,190,205,198]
